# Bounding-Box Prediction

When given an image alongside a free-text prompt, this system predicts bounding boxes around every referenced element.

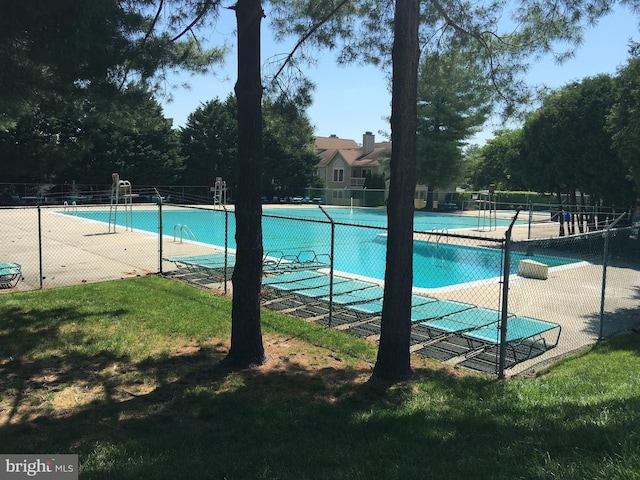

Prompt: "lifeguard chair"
[476,183,497,231]
[213,177,227,208]
[108,173,133,232]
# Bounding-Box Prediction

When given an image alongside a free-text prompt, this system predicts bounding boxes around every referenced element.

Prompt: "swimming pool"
[262,207,517,230]
[66,206,574,289]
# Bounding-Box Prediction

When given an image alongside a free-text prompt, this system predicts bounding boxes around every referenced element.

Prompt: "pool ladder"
[427,228,448,264]
[173,224,198,243]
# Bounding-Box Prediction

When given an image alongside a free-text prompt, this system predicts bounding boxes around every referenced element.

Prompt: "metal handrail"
[173,224,198,243]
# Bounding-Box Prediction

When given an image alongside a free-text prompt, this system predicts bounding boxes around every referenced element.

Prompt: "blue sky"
[161,4,639,147]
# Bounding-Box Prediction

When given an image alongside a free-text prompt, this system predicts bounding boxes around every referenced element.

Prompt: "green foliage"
[467,129,524,190]
[0,98,85,182]
[0,0,226,127]
[180,96,239,187]
[0,0,230,184]
[179,95,318,194]
[76,86,185,185]
[609,43,640,191]
[521,75,636,206]
[416,48,492,189]
[0,84,185,184]
[263,97,319,197]
[364,172,386,189]
[270,0,622,121]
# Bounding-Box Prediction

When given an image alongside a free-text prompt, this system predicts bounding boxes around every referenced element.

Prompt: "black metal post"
[38,206,43,289]
[528,200,532,240]
[319,206,335,328]
[498,208,521,379]
[158,200,163,274]
[599,212,626,340]
[223,206,229,296]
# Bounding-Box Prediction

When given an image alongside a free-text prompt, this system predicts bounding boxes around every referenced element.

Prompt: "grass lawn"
[1,276,639,479]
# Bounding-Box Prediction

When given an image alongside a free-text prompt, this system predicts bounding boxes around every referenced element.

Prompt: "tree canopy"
[180,96,239,188]
[416,47,491,189]
[0,0,226,129]
[179,95,318,196]
[262,97,319,197]
[0,83,184,185]
[610,43,640,191]
[521,75,636,207]
[466,128,524,191]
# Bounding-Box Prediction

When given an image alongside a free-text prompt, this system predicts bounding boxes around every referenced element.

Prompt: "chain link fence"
[1,203,638,377]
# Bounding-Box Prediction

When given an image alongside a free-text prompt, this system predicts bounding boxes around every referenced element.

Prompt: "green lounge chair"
[265,275,351,294]
[320,286,386,306]
[0,262,21,288]
[262,250,330,274]
[410,300,476,323]
[164,253,235,271]
[346,294,438,319]
[293,279,379,300]
[262,270,325,285]
[415,307,512,340]
[359,299,476,333]
[163,253,235,282]
[462,316,562,363]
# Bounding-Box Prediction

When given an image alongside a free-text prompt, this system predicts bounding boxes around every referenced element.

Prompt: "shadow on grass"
[1,305,640,479]
[0,305,130,359]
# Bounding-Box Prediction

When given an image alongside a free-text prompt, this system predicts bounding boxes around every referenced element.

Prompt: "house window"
[362,169,372,178]
[332,168,344,183]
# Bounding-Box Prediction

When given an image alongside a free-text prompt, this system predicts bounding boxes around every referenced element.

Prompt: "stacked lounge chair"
[0,262,21,288]
[262,250,331,274]
[461,316,562,364]
[412,307,511,341]
[164,253,235,277]
[166,250,562,370]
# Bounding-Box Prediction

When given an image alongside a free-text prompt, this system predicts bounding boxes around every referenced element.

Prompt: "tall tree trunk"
[372,0,419,382]
[224,0,266,368]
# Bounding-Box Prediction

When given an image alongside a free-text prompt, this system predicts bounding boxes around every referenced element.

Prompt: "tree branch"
[431,0,515,109]
[271,0,352,85]
[171,0,218,42]
[143,0,164,47]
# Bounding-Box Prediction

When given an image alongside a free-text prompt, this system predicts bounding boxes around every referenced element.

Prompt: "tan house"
[313,132,428,208]
[315,132,390,188]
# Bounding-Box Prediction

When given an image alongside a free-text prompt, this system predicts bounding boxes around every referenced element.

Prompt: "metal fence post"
[38,205,43,289]
[158,200,163,274]
[498,208,521,379]
[223,206,229,295]
[599,212,626,340]
[319,206,335,328]
[528,200,533,240]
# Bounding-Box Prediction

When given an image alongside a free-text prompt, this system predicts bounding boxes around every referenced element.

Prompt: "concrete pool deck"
[1,204,638,377]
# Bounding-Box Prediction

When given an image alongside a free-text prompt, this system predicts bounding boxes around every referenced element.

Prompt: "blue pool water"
[262,207,517,229]
[67,206,574,288]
